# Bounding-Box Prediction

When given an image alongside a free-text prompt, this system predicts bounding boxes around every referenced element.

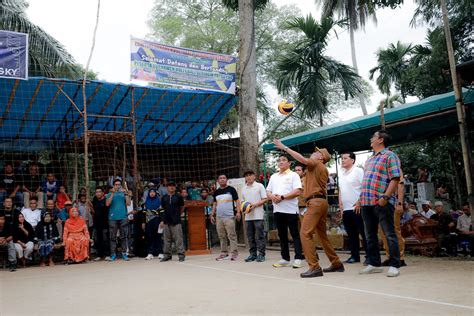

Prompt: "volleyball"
[241,201,252,213]
[278,99,295,115]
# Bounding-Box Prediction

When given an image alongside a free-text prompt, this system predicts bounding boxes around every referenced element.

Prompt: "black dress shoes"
[344,257,360,264]
[323,264,345,272]
[300,268,324,278]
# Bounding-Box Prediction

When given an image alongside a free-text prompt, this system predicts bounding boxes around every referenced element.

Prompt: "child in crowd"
[56,185,71,210]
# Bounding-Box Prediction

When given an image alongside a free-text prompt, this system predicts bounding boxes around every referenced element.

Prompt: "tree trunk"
[349,25,368,116]
[238,0,259,174]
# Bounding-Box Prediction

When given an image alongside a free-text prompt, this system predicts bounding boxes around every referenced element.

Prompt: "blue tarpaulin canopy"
[263,89,474,154]
[0,77,237,150]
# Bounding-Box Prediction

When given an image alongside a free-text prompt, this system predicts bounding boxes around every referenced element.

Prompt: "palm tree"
[317,0,377,115]
[377,94,403,111]
[369,41,413,102]
[1,0,80,78]
[277,15,363,126]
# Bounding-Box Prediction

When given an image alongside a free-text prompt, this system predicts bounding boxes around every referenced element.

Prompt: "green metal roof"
[262,89,474,154]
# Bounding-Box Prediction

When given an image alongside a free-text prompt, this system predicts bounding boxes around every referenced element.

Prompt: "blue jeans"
[361,204,400,268]
[0,191,24,208]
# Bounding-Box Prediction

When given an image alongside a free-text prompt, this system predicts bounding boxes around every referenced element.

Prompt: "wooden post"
[73,138,78,201]
[131,87,140,207]
[380,100,386,129]
[82,0,101,200]
[440,0,474,218]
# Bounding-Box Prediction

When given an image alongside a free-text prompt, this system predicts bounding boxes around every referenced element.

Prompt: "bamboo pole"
[82,0,101,199]
[132,88,140,207]
[440,0,474,215]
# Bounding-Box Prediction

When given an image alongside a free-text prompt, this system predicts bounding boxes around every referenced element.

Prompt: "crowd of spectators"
[0,161,223,271]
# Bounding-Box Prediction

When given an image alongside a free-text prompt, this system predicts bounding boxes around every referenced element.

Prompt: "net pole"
[131,88,139,207]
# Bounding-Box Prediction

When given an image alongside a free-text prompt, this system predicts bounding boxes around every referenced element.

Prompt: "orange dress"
[63,218,90,262]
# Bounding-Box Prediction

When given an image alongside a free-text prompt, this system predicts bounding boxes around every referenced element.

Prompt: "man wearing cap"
[241,170,268,263]
[356,130,401,277]
[274,139,343,277]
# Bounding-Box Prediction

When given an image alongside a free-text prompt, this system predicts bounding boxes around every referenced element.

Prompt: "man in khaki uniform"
[274,139,344,278]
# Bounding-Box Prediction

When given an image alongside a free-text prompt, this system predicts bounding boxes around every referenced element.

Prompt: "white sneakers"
[272,259,291,268]
[145,254,154,260]
[359,265,384,274]
[387,267,400,277]
[359,265,400,277]
[272,259,304,268]
[292,259,303,269]
[158,254,164,260]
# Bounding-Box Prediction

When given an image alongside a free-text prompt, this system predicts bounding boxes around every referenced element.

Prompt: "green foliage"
[411,0,473,62]
[318,0,377,31]
[147,0,302,138]
[368,41,413,100]
[402,28,452,98]
[369,0,404,9]
[392,136,468,207]
[221,0,270,11]
[276,15,363,119]
[0,0,82,78]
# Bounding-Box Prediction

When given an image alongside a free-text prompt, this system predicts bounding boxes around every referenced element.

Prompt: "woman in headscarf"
[34,212,60,267]
[144,188,163,260]
[13,213,35,267]
[63,207,90,264]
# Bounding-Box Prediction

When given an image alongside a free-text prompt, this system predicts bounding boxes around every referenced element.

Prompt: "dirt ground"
[1,250,473,315]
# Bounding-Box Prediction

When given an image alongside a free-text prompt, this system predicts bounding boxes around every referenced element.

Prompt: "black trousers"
[94,226,110,258]
[146,217,163,256]
[246,220,266,256]
[274,212,304,261]
[342,210,367,261]
[361,204,400,268]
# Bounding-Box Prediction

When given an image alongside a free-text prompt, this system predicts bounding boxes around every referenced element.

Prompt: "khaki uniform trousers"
[300,198,341,270]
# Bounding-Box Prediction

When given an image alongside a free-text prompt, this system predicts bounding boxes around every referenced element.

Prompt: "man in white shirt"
[421,200,435,219]
[338,152,367,264]
[457,203,473,256]
[21,197,42,229]
[241,170,268,263]
[266,154,304,268]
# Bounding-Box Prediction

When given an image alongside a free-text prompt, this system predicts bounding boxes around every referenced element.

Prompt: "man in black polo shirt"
[160,182,185,262]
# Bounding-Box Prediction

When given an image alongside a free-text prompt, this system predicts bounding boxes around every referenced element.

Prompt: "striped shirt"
[360,148,401,206]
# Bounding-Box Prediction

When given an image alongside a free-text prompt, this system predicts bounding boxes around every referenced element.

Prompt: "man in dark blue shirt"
[160,181,185,262]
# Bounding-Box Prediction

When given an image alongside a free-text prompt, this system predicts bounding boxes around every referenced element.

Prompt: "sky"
[25,0,429,169]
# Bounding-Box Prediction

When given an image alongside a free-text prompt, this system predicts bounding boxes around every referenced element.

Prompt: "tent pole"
[441,0,474,215]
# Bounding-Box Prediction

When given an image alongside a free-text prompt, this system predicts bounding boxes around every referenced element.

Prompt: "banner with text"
[130,37,236,94]
[0,30,28,80]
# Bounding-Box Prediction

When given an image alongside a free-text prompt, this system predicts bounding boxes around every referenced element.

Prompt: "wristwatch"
[380,195,389,200]
[281,195,285,200]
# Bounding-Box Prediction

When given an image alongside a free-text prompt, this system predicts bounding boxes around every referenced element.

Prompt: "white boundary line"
[181,262,474,311]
